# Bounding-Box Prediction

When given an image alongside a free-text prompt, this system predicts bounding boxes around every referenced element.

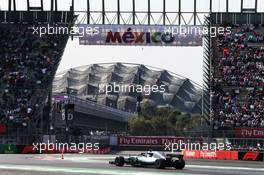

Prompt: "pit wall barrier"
[0,144,111,154]
[182,150,263,161]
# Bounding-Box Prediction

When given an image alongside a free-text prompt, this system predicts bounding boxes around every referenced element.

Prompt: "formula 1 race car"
[109,151,185,169]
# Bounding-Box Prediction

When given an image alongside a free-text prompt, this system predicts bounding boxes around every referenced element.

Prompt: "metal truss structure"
[1,0,263,124]
[1,0,260,25]
[202,16,211,124]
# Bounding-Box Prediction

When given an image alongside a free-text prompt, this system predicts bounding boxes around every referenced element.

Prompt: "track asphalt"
[0,154,263,175]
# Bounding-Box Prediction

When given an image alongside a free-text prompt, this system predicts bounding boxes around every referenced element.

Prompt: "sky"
[60,43,204,85]
[0,0,263,86]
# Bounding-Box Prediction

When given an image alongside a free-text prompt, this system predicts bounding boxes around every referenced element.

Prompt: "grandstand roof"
[53,63,202,114]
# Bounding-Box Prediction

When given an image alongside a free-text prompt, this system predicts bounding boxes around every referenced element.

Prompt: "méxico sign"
[78,25,203,46]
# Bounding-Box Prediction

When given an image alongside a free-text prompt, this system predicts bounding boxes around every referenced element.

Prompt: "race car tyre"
[130,158,138,167]
[155,159,165,169]
[174,158,185,169]
[115,156,125,167]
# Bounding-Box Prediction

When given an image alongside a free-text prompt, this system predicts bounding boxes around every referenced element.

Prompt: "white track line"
[35,155,264,172]
[0,164,197,175]
[187,165,264,171]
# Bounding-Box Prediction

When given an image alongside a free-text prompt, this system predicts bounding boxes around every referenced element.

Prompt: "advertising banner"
[182,150,201,159]
[216,151,238,160]
[0,144,111,154]
[118,136,184,146]
[52,95,68,102]
[78,25,203,46]
[238,152,264,161]
[182,150,238,160]
[235,128,264,138]
[0,144,17,154]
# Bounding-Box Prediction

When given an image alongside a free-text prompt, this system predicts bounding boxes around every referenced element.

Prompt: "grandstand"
[0,0,263,148]
[212,24,264,130]
[0,10,75,144]
[53,63,203,115]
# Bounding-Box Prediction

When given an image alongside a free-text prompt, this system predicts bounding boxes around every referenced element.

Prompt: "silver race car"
[109,151,185,169]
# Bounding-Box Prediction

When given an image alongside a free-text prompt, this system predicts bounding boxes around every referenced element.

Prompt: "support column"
[87,0,90,24]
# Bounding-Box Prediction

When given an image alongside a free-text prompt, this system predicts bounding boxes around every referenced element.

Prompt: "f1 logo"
[242,152,259,160]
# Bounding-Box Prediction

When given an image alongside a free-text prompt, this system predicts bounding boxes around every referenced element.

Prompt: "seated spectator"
[0,25,67,127]
[212,25,264,129]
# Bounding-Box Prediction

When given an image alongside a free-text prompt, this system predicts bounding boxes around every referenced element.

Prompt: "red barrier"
[84,147,111,154]
[216,151,238,160]
[0,124,7,134]
[19,144,111,154]
[216,151,227,160]
[182,150,200,159]
[183,150,238,160]
[200,150,217,159]
[21,145,37,154]
[44,147,111,154]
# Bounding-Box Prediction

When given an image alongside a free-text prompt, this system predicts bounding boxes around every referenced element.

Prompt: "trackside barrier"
[182,150,201,159]
[21,145,36,154]
[238,152,264,161]
[0,144,111,154]
[42,146,111,154]
[216,151,238,160]
[182,150,238,160]
[84,147,111,154]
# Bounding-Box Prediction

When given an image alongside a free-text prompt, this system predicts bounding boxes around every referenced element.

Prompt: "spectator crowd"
[212,24,264,129]
[0,25,67,128]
